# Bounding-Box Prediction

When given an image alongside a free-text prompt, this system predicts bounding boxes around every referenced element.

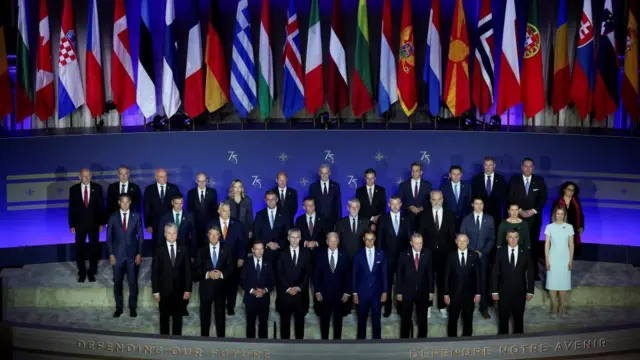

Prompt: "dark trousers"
[245,299,270,339]
[319,299,344,339]
[75,226,100,275]
[225,267,241,312]
[383,260,397,315]
[159,295,184,335]
[478,255,490,312]
[357,296,382,339]
[498,295,526,334]
[113,258,138,310]
[429,251,447,310]
[524,215,541,279]
[399,295,428,338]
[448,297,474,337]
[195,224,208,249]
[200,294,226,337]
[279,295,306,339]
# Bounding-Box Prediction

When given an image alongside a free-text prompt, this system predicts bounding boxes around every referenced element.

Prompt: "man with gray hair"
[335,198,369,261]
[187,172,218,249]
[308,164,342,230]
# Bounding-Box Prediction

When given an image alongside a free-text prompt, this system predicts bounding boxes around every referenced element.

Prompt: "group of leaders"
[67,156,583,339]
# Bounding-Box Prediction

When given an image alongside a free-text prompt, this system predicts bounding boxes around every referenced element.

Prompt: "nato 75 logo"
[324,150,335,164]
[347,175,358,188]
[252,175,262,189]
[228,151,239,164]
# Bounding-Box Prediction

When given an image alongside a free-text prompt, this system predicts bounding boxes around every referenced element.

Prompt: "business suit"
[144,183,180,244]
[417,207,456,311]
[151,243,192,335]
[441,181,472,231]
[395,249,433,338]
[68,182,105,277]
[396,179,432,228]
[308,180,342,229]
[355,185,387,224]
[253,207,290,262]
[295,213,329,250]
[352,247,388,339]
[226,196,254,240]
[335,216,369,261]
[276,247,312,339]
[186,187,218,249]
[209,217,246,313]
[313,249,351,339]
[460,213,495,313]
[492,246,535,334]
[471,172,507,229]
[241,257,276,339]
[272,186,299,225]
[158,211,197,258]
[444,250,481,337]
[107,211,144,311]
[195,243,233,337]
[106,181,141,217]
[376,211,412,315]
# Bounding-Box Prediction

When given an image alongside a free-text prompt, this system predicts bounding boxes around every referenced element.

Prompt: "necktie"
[486,176,492,196]
[309,217,314,234]
[122,213,127,231]
[435,211,440,231]
[368,187,374,204]
[330,251,336,272]
[121,184,126,194]
[170,244,176,266]
[200,191,205,203]
[510,249,516,268]
[175,213,181,228]
[256,259,261,277]
[160,185,165,202]
[352,217,356,233]
[211,247,218,267]
[368,250,373,270]
[83,186,89,207]
[414,181,419,200]
[393,214,399,235]
[461,252,466,267]
[280,189,285,202]
[525,178,530,195]
[223,221,228,238]
[269,210,274,228]
[414,253,419,271]
[476,215,480,230]
[292,249,297,266]
[454,183,459,202]
[323,182,328,195]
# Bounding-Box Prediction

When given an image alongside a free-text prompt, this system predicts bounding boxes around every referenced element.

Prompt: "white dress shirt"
[328,248,339,266]
[205,243,224,280]
[321,180,330,192]
[473,212,484,229]
[522,175,536,214]
[366,185,375,199]
[153,241,179,297]
[484,173,494,188]
[172,210,182,223]
[250,257,268,294]
[82,183,91,202]
[198,187,206,199]
[349,215,359,231]
[459,249,467,265]
[219,217,230,233]
[278,186,287,200]
[412,249,421,261]
[492,245,533,296]
[412,179,420,197]
[157,183,166,197]
[120,210,129,227]
[306,212,316,226]
[432,207,442,228]
[286,246,302,292]
[119,181,129,194]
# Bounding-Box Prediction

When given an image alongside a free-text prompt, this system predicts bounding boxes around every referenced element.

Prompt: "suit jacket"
[352,248,388,300]
[68,182,105,229]
[440,181,472,222]
[276,247,312,312]
[151,243,193,297]
[355,185,387,221]
[106,182,141,217]
[460,213,496,256]
[417,207,456,255]
[491,246,535,299]
[106,211,144,260]
[471,172,508,220]
[308,180,342,225]
[376,212,412,265]
[396,179,433,214]
[295,213,330,249]
[313,249,351,303]
[143,183,180,229]
[395,249,433,299]
[444,250,481,299]
[159,211,197,257]
[226,196,254,235]
[335,216,369,260]
[241,257,276,305]
[272,186,299,224]
[208,217,246,260]
[194,244,233,299]
[252,208,290,248]
[507,174,548,215]
[186,187,218,230]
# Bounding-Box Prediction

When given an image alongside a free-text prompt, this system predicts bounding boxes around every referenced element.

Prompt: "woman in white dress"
[544,206,575,318]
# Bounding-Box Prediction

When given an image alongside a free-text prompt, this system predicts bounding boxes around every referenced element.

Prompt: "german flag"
[205,0,229,113]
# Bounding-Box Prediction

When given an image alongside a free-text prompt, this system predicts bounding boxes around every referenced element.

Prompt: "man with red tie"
[396,162,433,229]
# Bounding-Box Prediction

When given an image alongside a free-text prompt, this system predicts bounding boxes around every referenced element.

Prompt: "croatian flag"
[282,0,305,120]
[162,0,181,118]
[569,0,596,120]
[424,0,441,116]
[58,0,85,119]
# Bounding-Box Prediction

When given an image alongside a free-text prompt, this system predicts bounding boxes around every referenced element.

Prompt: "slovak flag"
[58,0,85,119]
[570,0,596,120]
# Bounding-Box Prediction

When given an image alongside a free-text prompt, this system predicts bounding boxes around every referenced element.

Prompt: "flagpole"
[507,109,510,131]
[119,114,123,131]
[556,111,560,132]
[361,114,365,129]
[410,114,413,130]
[482,114,486,131]
[216,112,220,131]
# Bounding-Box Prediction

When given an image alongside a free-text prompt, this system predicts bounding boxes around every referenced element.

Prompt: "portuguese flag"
[521,0,545,118]
[351,0,373,118]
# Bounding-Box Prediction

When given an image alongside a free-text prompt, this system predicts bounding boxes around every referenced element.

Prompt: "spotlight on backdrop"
[318,111,335,129]
[463,114,477,130]
[489,115,502,130]
[96,101,117,130]
[148,115,166,130]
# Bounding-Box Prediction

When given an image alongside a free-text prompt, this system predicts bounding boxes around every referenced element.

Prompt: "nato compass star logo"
[57,187,64,196]
[25,188,35,196]
[299,177,310,188]
[228,151,239,164]
[374,150,385,162]
[420,151,432,164]
[396,177,404,185]
[278,152,288,163]
[206,178,216,188]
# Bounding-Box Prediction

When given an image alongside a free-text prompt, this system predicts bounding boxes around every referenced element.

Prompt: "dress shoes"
[77,274,86,283]
[227,309,235,316]
[87,273,96,282]
[130,309,137,318]
[482,311,491,319]
[113,308,123,318]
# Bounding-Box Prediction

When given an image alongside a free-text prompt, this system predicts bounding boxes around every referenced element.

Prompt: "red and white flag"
[111,0,136,114]
[35,0,55,121]
[86,0,103,118]
[327,0,348,115]
[496,0,521,115]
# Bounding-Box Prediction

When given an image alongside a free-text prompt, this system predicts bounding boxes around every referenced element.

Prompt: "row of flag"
[0,0,638,124]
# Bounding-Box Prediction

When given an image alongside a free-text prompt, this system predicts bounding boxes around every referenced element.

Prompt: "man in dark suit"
[460,196,495,319]
[107,193,144,318]
[417,190,456,319]
[507,157,548,280]
[441,165,472,231]
[352,231,388,339]
[335,198,369,261]
[241,240,276,339]
[276,228,312,339]
[151,223,192,336]
[106,165,141,217]
[376,196,412,317]
[272,171,298,225]
[253,190,291,262]
[396,162,433,229]
[443,234,481,337]
[194,225,233,337]
[308,164,342,230]
[396,233,433,338]
[471,156,508,231]
[68,168,105,282]
[491,229,535,334]
[295,196,329,252]
[144,168,180,247]
[355,168,387,231]
[313,232,351,340]
[187,172,218,249]
[158,193,197,260]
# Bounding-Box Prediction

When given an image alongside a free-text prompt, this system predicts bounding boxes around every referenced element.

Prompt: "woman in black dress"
[551,182,584,256]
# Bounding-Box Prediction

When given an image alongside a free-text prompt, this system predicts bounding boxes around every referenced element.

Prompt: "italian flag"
[258,0,273,120]
[304,0,323,114]
[351,0,373,118]
[16,0,34,123]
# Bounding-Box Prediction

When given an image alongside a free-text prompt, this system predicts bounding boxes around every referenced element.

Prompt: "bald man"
[143,168,180,249]
[68,168,105,282]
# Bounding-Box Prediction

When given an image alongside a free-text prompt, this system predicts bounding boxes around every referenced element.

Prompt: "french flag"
[184,0,205,118]
[85,0,103,118]
[424,0,441,116]
[570,0,596,120]
[58,0,85,119]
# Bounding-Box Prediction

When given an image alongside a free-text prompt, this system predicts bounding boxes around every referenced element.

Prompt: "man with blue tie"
[253,190,291,262]
[107,193,144,318]
[441,165,472,231]
[352,231,388,339]
[241,240,275,339]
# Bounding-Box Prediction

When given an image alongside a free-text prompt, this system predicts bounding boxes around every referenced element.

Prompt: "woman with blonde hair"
[544,206,575,318]
[226,179,254,240]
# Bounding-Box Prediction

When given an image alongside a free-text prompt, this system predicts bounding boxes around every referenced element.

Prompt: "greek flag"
[231,0,257,117]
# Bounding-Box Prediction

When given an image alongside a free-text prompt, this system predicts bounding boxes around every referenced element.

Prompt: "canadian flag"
[35,0,55,121]
[111,0,136,114]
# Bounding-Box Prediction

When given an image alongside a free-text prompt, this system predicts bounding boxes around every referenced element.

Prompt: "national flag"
[305,0,324,115]
[397,0,417,116]
[378,0,397,116]
[205,0,229,114]
[58,0,85,119]
[424,0,442,116]
[569,0,596,120]
[257,0,273,119]
[85,0,104,118]
[496,0,520,116]
[471,0,494,115]
[137,0,156,118]
[594,0,619,121]
[552,0,570,113]
[231,0,257,117]
[327,0,348,115]
[184,0,205,118]
[521,0,545,118]
[622,0,639,120]
[351,0,373,118]
[16,0,34,123]
[443,0,470,117]
[282,0,305,119]
[162,0,181,118]
[0,24,12,120]
[35,0,55,121]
